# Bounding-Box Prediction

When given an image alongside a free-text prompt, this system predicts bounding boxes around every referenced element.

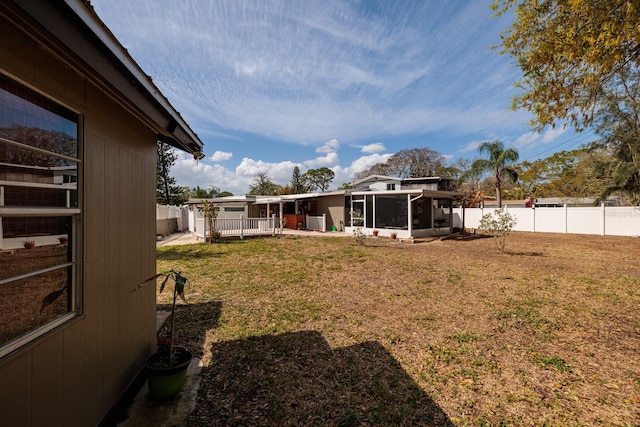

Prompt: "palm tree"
[471,140,519,207]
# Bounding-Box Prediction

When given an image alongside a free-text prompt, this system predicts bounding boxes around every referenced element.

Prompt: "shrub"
[478,208,517,252]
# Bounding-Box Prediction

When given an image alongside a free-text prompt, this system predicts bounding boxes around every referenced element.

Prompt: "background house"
[0,1,203,425]
[345,175,460,239]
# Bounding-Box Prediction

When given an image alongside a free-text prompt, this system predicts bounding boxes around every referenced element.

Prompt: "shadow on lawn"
[189,330,454,426]
[157,301,222,359]
[156,246,224,261]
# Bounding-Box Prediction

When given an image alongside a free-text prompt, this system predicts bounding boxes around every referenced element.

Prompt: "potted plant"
[390,232,397,240]
[372,230,379,237]
[23,240,35,249]
[143,269,193,401]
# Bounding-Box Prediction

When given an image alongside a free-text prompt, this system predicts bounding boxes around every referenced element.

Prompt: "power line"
[522,129,597,162]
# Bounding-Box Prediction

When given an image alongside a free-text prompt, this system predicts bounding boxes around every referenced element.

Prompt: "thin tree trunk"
[495,171,502,208]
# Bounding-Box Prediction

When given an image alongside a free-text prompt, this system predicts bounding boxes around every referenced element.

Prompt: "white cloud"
[92,0,528,148]
[316,139,340,154]
[172,151,245,193]
[361,142,386,153]
[346,153,391,176]
[513,126,567,149]
[513,131,540,148]
[210,150,233,161]
[541,126,567,143]
[460,140,483,153]
[303,152,340,168]
[235,158,300,184]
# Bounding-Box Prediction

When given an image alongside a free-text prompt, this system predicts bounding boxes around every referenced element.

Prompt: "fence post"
[240,215,244,240]
[322,213,327,232]
[271,214,276,236]
[601,203,606,236]
[563,204,568,233]
[531,205,535,233]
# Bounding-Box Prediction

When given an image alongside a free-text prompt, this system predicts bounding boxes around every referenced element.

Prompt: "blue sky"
[91,0,595,195]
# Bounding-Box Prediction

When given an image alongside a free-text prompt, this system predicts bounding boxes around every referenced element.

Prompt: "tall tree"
[471,140,519,207]
[157,141,179,204]
[248,172,281,195]
[290,166,308,194]
[592,68,640,204]
[493,0,640,131]
[353,162,392,181]
[302,167,335,192]
[512,148,609,200]
[494,1,640,203]
[353,147,448,180]
[389,148,448,178]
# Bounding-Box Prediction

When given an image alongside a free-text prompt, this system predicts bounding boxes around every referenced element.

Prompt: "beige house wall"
[316,195,345,231]
[0,13,157,427]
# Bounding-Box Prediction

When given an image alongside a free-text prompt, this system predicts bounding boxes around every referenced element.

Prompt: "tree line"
[158,139,635,207]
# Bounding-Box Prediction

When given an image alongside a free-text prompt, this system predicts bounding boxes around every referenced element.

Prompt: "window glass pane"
[0,140,78,168]
[1,215,71,246]
[0,75,77,159]
[0,218,71,280]
[0,74,79,356]
[1,184,77,208]
[0,268,70,346]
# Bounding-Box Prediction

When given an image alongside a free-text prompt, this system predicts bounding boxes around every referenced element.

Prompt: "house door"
[350,198,364,227]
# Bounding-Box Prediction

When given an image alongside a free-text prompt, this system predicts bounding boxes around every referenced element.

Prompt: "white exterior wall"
[365,181,398,191]
[216,203,249,219]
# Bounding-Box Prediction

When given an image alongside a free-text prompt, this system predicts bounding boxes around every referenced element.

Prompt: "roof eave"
[5,0,204,158]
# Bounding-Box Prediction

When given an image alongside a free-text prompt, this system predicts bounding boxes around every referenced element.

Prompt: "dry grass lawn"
[156,232,640,426]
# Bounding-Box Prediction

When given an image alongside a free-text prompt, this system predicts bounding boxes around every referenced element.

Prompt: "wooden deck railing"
[195,215,280,239]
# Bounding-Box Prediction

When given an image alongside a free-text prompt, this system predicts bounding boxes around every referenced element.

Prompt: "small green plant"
[144,269,188,366]
[201,200,220,242]
[349,210,369,245]
[352,227,368,246]
[478,208,517,252]
[535,354,572,372]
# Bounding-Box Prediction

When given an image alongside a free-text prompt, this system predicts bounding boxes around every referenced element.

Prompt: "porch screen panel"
[375,195,408,229]
[0,74,80,358]
[365,195,373,229]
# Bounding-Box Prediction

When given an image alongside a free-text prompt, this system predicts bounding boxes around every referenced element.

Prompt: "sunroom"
[344,189,459,239]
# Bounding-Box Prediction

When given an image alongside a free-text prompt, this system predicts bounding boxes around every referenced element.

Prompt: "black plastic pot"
[145,348,193,401]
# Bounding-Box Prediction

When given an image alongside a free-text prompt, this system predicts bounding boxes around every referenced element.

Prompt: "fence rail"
[456,205,640,237]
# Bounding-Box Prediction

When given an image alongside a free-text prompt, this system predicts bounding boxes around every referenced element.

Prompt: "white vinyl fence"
[456,205,640,237]
[306,214,327,232]
[156,204,189,235]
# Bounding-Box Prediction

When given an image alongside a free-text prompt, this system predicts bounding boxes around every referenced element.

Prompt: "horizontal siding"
[0,13,157,427]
